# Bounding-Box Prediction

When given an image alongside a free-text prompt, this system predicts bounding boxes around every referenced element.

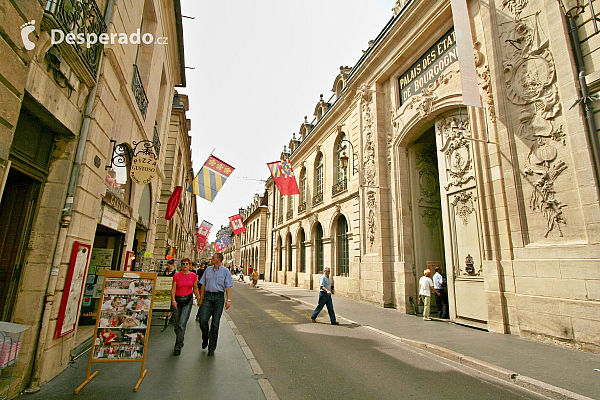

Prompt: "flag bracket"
[105,139,158,170]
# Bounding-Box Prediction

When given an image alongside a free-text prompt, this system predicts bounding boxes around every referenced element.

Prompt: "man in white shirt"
[310,267,339,325]
[433,266,449,319]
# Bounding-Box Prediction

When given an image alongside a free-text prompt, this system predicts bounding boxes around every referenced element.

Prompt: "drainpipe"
[567,17,600,205]
[26,0,115,391]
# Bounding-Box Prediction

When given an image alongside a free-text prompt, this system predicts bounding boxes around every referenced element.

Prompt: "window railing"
[286,210,293,220]
[332,179,347,196]
[298,202,306,214]
[45,0,106,77]
[312,192,323,206]
[278,216,283,225]
[153,124,161,157]
[132,64,149,118]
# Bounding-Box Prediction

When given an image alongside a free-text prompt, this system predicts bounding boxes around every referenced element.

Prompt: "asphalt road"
[229,283,549,400]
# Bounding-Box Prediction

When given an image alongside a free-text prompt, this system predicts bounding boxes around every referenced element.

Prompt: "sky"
[178,0,394,241]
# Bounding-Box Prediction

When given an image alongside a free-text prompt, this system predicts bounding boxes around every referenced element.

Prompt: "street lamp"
[336,127,358,176]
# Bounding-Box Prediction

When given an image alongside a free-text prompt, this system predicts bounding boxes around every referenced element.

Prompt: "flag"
[220,234,232,247]
[198,220,212,237]
[165,186,182,220]
[267,160,300,195]
[214,240,224,252]
[188,155,235,202]
[229,214,246,234]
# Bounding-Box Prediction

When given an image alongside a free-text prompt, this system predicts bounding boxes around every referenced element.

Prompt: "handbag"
[175,294,192,306]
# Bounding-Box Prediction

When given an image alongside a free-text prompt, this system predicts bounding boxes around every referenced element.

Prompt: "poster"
[91,272,156,362]
[55,242,92,338]
[153,276,174,310]
[90,248,114,269]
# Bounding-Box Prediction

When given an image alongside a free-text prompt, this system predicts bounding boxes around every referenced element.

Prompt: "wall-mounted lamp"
[337,131,359,176]
[558,0,586,19]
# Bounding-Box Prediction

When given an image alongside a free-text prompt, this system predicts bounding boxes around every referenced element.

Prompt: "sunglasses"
[182,262,190,265]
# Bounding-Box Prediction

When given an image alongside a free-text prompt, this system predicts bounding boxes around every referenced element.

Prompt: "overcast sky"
[178,0,394,241]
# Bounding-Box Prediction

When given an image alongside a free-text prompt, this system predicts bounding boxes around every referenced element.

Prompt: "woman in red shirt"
[171,258,199,355]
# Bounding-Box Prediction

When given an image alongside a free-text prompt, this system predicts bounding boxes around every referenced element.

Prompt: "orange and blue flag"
[267,159,300,195]
[188,155,235,202]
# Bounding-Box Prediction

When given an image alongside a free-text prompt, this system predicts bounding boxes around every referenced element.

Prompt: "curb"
[226,314,280,400]
[257,283,593,400]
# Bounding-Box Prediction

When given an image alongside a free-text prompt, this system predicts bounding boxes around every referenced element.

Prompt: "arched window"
[287,233,292,271]
[300,229,306,273]
[278,236,283,271]
[336,133,347,183]
[287,193,293,218]
[300,169,307,203]
[278,190,284,223]
[337,215,349,276]
[315,223,324,273]
[315,154,323,196]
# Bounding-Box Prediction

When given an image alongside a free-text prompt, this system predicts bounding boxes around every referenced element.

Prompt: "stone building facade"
[154,93,198,262]
[268,0,600,352]
[0,0,187,395]
[239,193,269,278]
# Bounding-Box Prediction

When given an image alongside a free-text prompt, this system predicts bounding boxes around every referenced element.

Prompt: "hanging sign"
[130,155,156,185]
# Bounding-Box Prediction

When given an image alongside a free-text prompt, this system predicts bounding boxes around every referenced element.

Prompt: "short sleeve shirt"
[319,274,331,292]
[173,271,197,296]
[419,276,434,296]
[199,266,234,292]
[433,272,444,290]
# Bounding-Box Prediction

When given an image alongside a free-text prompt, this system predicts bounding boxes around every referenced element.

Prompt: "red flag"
[267,160,300,195]
[165,186,182,220]
[214,241,224,252]
[229,214,246,234]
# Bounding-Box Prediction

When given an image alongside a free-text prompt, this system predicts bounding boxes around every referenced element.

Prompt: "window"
[300,229,306,273]
[336,133,347,183]
[300,169,307,203]
[278,236,283,271]
[287,234,292,271]
[315,223,323,273]
[315,153,323,195]
[337,215,349,276]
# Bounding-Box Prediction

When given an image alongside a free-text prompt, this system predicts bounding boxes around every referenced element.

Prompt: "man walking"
[433,266,449,319]
[311,267,339,325]
[198,253,233,356]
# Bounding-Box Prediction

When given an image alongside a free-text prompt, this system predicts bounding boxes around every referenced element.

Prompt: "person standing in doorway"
[198,253,233,356]
[419,269,440,321]
[171,258,199,355]
[433,266,449,319]
[311,267,339,325]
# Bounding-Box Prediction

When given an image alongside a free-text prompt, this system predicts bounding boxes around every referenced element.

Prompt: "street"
[228,282,548,400]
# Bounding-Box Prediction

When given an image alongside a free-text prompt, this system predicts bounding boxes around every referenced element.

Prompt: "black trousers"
[435,289,449,318]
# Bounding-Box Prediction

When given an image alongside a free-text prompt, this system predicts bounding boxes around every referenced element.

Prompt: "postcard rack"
[0,322,28,400]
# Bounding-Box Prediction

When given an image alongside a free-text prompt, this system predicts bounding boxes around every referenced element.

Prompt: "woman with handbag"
[171,258,200,355]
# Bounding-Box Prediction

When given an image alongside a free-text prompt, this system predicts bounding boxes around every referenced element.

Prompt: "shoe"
[423,317,432,321]
[173,349,181,356]
[207,350,214,356]
[311,318,316,323]
[202,338,208,349]
[331,321,339,325]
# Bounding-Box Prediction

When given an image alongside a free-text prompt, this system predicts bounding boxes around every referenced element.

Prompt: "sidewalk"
[17,307,267,400]
[252,278,600,400]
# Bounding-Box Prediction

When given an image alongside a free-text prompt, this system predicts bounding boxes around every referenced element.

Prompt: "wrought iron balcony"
[286,210,293,220]
[312,192,323,206]
[44,0,106,78]
[278,216,283,225]
[298,202,306,214]
[332,179,347,196]
[153,124,161,157]
[132,64,149,118]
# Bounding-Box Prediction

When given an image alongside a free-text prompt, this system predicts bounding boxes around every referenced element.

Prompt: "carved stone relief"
[437,117,475,191]
[451,191,476,226]
[500,9,568,237]
[415,143,440,206]
[310,213,318,226]
[366,189,376,252]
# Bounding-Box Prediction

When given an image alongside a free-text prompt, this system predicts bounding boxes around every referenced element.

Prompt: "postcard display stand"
[75,271,157,393]
[0,322,28,400]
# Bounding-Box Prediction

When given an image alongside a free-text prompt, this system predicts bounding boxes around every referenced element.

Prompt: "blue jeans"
[172,300,192,350]
[311,291,337,323]
[199,292,225,352]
